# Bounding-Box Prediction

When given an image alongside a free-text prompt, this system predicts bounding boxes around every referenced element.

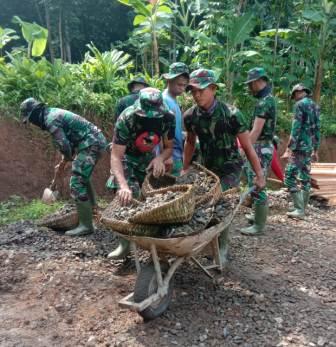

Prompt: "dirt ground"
[0,192,335,347]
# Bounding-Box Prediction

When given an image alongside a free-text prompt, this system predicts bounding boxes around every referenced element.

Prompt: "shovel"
[42,164,63,204]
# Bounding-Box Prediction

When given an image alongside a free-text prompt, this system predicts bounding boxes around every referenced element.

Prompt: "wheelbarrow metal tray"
[114,218,231,257]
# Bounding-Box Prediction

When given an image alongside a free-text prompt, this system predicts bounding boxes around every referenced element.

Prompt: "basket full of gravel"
[141,172,177,197]
[129,185,195,225]
[176,162,221,207]
[37,204,79,231]
[100,198,160,236]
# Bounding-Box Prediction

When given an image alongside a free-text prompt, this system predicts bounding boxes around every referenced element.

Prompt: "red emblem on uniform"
[135,131,160,152]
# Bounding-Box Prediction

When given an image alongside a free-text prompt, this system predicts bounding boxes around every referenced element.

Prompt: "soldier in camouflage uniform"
[108,88,175,259]
[241,67,277,235]
[20,98,108,236]
[107,76,149,191]
[183,69,265,264]
[115,76,149,122]
[281,84,320,218]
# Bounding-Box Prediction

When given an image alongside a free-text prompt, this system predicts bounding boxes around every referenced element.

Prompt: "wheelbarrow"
[116,187,253,321]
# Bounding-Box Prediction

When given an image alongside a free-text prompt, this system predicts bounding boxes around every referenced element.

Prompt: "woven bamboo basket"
[129,184,195,225]
[141,172,177,197]
[100,198,160,237]
[37,206,79,231]
[189,162,222,207]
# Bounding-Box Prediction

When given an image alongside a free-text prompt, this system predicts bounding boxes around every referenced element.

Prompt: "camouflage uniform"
[44,108,108,201]
[184,99,248,191]
[112,88,175,196]
[285,96,320,193]
[244,68,277,206]
[115,92,140,122]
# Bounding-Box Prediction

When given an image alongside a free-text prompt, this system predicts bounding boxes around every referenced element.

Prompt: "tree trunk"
[64,19,71,63]
[43,0,55,63]
[152,30,160,76]
[58,8,64,61]
[313,58,323,103]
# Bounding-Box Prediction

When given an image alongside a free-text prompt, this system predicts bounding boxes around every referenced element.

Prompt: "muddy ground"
[0,192,335,347]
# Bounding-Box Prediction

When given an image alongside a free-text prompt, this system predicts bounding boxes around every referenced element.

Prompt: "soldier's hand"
[312,151,319,163]
[118,187,133,206]
[180,168,190,176]
[147,157,165,177]
[254,174,266,191]
[281,149,291,161]
[164,157,173,173]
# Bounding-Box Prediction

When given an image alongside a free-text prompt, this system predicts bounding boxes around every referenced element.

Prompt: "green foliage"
[12,16,48,57]
[0,196,63,226]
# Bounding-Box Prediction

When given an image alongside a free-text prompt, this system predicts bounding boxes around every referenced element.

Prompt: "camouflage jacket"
[44,108,107,160]
[113,105,175,173]
[184,100,249,177]
[288,97,320,153]
[251,86,277,142]
[115,92,140,122]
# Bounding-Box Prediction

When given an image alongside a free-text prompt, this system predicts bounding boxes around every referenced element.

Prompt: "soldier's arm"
[249,117,266,144]
[313,106,321,151]
[288,103,303,151]
[50,128,73,161]
[238,131,266,190]
[183,131,196,172]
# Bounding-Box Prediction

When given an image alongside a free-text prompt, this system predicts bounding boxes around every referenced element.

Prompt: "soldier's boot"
[87,180,99,216]
[107,238,130,260]
[240,204,268,236]
[287,192,305,219]
[302,190,310,209]
[245,206,255,223]
[287,194,300,212]
[218,226,230,266]
[65,201,94,236]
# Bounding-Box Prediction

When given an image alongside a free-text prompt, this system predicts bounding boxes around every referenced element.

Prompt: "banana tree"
[0,27,19,56]
[12,16,48,58]
[117,0,173,76]
[302,0,336,102]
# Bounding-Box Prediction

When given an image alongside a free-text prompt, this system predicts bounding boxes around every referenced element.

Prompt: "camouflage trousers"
[106,161,146,199]
[284,151,312,193]
[246,143,274,205]
[70,145,105,202]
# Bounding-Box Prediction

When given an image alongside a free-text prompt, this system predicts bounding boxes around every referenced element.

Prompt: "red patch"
[135,132,160,153]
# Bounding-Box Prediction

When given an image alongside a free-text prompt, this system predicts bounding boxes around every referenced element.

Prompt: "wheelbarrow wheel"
[134,262,174,321]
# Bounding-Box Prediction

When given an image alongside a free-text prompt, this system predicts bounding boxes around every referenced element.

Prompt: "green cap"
[20,97,44,122]
[162,62,189,80]
[290,83,311,99]
[127,75,149,92]
[186,69,218,91]
[133,87,170,118]
[245,67,269,84]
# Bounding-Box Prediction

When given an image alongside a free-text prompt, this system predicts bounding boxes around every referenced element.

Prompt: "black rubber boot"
[65,201,94,236]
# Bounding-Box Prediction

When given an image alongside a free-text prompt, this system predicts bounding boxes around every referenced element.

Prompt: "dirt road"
[0,193,335,347]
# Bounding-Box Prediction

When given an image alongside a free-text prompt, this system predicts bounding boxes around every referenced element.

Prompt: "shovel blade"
[42,188,58,204]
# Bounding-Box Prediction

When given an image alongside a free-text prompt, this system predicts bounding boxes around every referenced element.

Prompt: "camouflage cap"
[127,75,149,92]
[162,62,189,80]
[133,87,170,118]
[186,69,218,91]
[245,67,269,84]
[290,83,311,99]
[20,97,43,122]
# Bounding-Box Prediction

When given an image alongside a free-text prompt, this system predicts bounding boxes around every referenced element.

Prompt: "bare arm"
[249,117,266,144]
[183,131,196,171]
[147,138,174,177]
[238,131,265,190]
[111,144,132,205]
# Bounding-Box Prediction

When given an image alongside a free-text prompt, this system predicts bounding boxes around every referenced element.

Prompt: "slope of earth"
[0,192,335,347]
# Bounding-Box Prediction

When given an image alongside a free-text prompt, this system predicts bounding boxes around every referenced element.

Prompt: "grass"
[0,195,64,226]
